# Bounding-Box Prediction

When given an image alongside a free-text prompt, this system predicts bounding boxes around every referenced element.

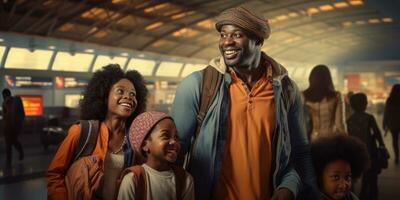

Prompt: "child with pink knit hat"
[117,111,194,200]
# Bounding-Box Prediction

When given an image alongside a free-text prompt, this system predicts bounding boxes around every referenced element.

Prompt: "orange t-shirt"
[216,65,275,199]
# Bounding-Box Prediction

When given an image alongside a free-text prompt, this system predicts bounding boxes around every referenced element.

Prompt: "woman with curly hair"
[302,65,347,141]
[47,64,148,200]
[311,135,369,200]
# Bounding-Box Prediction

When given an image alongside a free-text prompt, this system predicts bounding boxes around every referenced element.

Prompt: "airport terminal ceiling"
[1,0,400,65]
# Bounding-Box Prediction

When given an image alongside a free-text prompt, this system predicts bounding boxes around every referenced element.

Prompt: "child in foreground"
[118,111,194,200]
[311,135,369,200]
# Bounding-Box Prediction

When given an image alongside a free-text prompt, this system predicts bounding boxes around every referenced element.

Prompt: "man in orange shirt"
[172,5,320,200]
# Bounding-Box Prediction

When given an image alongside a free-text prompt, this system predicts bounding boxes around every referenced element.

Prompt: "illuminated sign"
[55,76,64,89]
[4,75,52,88]
[20,95,43,116]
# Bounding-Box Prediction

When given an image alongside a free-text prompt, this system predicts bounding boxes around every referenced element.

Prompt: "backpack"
[72,120,100,161]
[64,120,102,200]
[183,66,223,170]
[118,165,187,200]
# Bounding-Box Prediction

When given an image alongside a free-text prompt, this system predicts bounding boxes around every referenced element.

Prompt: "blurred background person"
[2,88,25,168]
[302,65,346,141]
[347,93,386,200]
[383,84,400,164]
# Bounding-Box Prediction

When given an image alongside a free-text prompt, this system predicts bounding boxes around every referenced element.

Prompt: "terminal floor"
[0,132,399,199]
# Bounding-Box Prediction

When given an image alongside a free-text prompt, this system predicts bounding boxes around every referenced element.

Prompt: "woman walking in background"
[302,64,346,141]
[383,84,400,164]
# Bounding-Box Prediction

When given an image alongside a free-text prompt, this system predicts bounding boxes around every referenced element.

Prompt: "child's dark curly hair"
[350,92,367,112]
[311,135,369,188]
[80,64,148,127]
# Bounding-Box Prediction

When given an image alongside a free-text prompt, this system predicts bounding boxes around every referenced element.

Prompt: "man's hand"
[271,188,294,200]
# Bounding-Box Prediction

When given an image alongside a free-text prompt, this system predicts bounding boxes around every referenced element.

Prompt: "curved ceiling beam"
[136,0,245,51]
[187,9,387,58]
[111,0,222,47]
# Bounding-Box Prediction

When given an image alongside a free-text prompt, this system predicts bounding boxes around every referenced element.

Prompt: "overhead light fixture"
[307,7,320,15]
[334,2,349,8]
[0,38,4,42]
[342,21,353,27]
[276,15,288,21]
[138,54,145,58]
[48,46,56,50]
[349,0,363,6]
[288,12,299,18]
[84,49,94,53]
[121,52,129,56]
[355,20,366,25]
[382,17,393,23]
[368,19,380,24]
[145,22,164,30]
[319,4,334,11]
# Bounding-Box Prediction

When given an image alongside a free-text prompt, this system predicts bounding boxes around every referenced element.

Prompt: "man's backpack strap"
[172,165,187,200]
[72,120,100,161]
[184,66,223,169]
[197,66,223,127]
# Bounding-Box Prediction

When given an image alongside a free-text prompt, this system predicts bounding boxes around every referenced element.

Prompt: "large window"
[65,94,83,108]
[5,47,53,70]
[126,58,156,76]
[0,46,5,62]
[181,63,205,77]
[52,52,94,72]
[156,61,183,77]
[92,55,128,72]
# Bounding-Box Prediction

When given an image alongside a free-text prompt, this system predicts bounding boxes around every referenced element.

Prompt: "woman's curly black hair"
[80,64,148,127]
[311,135,369,188]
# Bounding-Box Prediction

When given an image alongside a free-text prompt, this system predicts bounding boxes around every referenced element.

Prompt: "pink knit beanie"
[129,111,172,163]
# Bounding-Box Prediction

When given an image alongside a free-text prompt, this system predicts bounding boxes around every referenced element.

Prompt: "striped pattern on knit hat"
[129,111,172,164]
[215,5,271,40]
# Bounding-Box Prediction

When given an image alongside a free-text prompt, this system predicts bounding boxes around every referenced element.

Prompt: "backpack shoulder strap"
[172,165,187,200]
[184,66,222,169]
[131,166,147,200]
[72,120,100,161]
[197,66,223,127]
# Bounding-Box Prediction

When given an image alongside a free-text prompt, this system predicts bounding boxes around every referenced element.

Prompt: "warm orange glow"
[368,18,380,24]
[88,27,98,34]
[81,7,108,20]
[288,12,299,17]
[276,15,288,21]
[319,4,334,11]
[172,28,199,38]
[342,21,353,27]
[349,0,363,6]
[144,3,170,13]
[152,40,167,48]
[197,19,214,29]
[171,11,195,20]
[94,31,109,38]
[334,2,349,8]
[382,17,393,23]
[307,7,320,14]
[145,22,164,30]
[58,23,74,32]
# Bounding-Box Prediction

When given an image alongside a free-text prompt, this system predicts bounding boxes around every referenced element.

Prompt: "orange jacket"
[47,122,111,200]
